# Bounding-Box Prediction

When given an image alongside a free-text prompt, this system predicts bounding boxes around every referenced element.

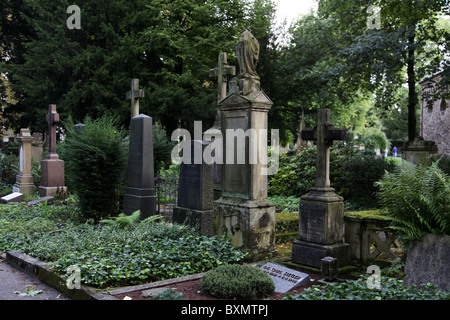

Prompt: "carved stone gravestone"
[173,140,214,236]
[291,109,349,268]
[13,128,36,195]
[213,31,275,260]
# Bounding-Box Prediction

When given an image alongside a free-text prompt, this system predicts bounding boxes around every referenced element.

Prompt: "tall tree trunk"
[406,24,418,142]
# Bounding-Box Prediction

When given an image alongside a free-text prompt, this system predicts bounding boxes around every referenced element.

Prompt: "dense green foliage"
[1,0,279,138]
[268,144,397,209]
[59,115,128,221]
[283,274,450,300]
[201,264,275,299]
[377,160,450,241]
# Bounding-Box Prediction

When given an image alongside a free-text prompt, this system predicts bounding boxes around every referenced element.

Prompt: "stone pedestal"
[214,198,275,259]
[402,137,438,165]
[123,114,156,220]
[173,140,214,236]
[292,188,349,268]
[213,91,276,258]
[13,129,36,196]
[39,155,66,197]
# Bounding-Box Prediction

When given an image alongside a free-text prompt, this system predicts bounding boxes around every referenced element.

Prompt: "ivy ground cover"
[0,202,246,288]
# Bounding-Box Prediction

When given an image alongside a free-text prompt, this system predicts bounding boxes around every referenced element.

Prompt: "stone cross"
[301,109,346,190]
[126,78,145,117]
[46,104,60,158]
[209,52,236,102]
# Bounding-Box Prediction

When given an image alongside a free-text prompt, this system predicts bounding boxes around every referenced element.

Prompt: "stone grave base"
[38,186,67,198]
[173,207,214,237]
[214,197,276,260]
[291,240,349,269]
[123,187,156,220]
[13,174,36,195]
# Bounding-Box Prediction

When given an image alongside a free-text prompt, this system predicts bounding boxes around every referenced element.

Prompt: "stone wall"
[420,75,450,156]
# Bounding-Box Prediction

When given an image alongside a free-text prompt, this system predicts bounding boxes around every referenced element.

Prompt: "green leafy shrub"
[201,264,275,299]
[152,288,184,300]
[59,115,128,221]
[335,153,396,208]
[283,274,450,300]
[268,195,300,212]
[268,146,316,197]
[153,122,176,172]
[269,143,396,209]
[0,153,18,185]
[376,160,450,241]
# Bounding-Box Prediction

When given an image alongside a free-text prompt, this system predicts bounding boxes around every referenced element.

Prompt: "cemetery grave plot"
[112,266,348,300]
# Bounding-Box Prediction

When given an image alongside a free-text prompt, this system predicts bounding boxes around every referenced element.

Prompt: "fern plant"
[376,160,450,241]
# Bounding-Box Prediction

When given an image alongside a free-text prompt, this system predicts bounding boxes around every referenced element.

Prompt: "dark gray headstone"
[123,114,156,219]
[404,233,450,290]
[173,140,214,235]
[260,262,309,293]
[177,141,213,210]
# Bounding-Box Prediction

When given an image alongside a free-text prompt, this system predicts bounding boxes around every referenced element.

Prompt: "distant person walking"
[393,146,398,157]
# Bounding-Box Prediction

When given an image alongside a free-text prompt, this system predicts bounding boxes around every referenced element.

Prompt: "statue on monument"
[234,30,261,96]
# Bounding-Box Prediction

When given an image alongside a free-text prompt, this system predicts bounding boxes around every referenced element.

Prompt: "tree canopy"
[1,0,450,147]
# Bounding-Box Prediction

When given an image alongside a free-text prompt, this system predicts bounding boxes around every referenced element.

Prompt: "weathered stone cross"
[302,109,346,190]
[209,52,236,102]
[46,104,60,158]
[126,78,145,117]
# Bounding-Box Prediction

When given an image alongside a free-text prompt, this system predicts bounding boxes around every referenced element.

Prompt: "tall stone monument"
[123,113,156,219]
[13,128,36,195]
[39,104,67,197]
[292,109,349,268]
[214,30,275,260]
[173,140,214,236]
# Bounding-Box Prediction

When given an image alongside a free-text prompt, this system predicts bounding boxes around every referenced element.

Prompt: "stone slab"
[0,192,23,204]
[260,262,309,293]
[141,287,176,298]
[26,196,54,206]
[404,233,450,290]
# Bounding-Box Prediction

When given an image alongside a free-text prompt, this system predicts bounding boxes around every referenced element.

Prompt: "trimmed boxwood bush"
[201,264,275,299]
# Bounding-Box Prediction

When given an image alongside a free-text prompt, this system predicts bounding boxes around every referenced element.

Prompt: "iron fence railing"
[155,171,179,223]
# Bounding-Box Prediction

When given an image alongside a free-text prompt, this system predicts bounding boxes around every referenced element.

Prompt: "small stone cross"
[302,109,346,190]
[46,104,60,156]
[209,52,236,102]
[126,79,145,117]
